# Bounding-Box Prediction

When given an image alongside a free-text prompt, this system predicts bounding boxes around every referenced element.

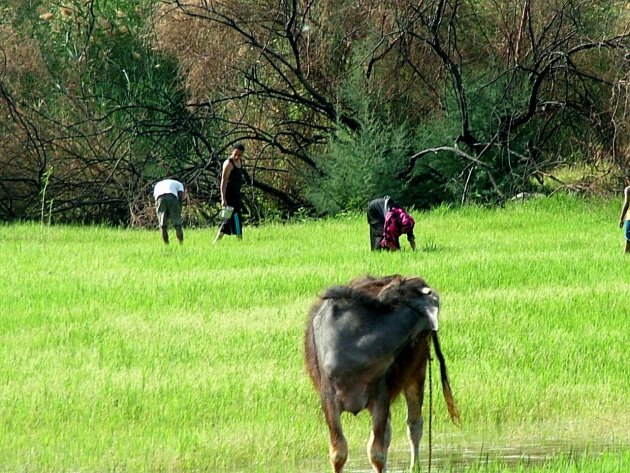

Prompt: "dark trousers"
[367,199,386,251]
[369,224,384,251]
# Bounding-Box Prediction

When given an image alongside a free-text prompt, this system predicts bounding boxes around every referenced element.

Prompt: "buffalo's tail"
[432,331,461,426]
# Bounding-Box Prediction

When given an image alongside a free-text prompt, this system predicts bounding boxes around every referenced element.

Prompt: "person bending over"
[154,178,184,245]
[367,196,416,251]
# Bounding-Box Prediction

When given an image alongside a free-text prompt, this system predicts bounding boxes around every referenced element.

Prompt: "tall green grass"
[0,195,628,472]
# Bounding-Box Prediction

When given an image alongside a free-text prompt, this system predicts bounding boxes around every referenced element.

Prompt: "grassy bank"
[0,195,628,472]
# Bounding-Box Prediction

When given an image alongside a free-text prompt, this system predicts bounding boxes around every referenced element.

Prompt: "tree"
[394,0,630,201]
[0,1,222,224]
[1,1,628,223]
[157,0,630,211]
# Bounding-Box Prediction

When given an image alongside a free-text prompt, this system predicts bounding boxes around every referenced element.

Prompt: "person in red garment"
[367,196,416,251]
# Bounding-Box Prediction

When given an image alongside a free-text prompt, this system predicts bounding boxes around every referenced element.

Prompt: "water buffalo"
[304,275,460,473]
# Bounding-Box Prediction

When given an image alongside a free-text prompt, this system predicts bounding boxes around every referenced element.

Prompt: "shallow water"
[311,439,622,472]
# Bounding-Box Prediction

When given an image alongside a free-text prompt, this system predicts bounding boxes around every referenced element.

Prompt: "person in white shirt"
[153,179,185,244]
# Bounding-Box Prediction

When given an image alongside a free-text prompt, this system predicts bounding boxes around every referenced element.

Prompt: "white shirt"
[153,179,184,200]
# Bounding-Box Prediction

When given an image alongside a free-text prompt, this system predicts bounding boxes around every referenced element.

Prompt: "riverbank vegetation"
[1,1,629,224]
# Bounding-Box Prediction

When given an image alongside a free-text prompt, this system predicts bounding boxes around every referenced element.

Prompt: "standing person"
[153,178,185,245]
[367,196,416,251]
[214,143,251,243]
[619,172,630,253]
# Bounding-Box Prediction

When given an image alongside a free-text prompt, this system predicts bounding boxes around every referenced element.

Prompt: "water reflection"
[310,440,622,472]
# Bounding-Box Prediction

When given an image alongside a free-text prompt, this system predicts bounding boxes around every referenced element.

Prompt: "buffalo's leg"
[404,369,428,471]
[321,389,348,473]
[367,381,391,473]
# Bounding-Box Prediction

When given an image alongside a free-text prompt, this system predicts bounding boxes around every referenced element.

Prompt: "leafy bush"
[307,117,410,213]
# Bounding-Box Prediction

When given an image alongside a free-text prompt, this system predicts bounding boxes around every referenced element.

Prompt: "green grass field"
[1,195,628,472]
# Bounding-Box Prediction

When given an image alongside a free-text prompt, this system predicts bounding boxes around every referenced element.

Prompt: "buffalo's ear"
[376,276,404,303]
